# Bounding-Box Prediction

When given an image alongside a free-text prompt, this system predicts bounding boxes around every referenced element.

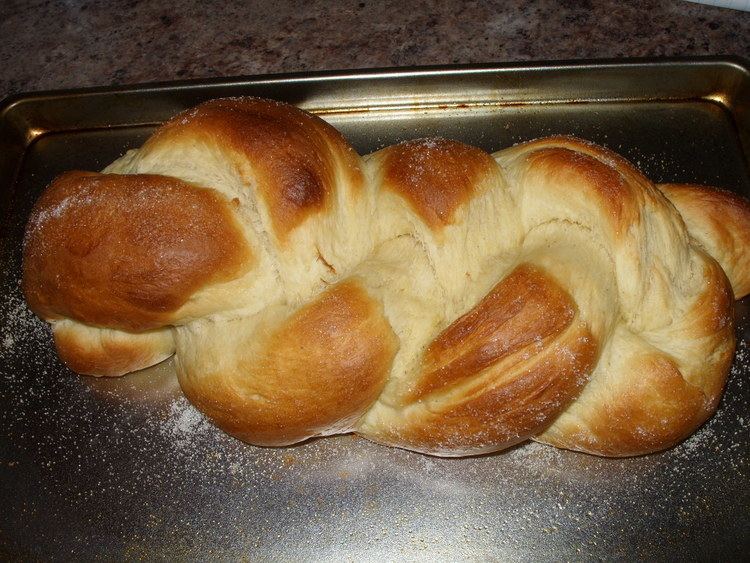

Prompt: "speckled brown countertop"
[0,0,748,98]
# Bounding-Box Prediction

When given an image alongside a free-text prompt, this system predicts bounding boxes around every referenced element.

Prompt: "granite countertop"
[1,0,748,99]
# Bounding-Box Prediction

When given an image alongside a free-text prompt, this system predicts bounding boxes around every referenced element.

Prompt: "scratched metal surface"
[1,60,749,560]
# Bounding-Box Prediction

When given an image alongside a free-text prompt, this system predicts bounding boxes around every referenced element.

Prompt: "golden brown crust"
[23,171,252,331]
[659,183,750,298]
[381,138,496,229]
[357,265,598,456]
[177,279,398,446]
[145,97,364,241]
[532,226,735,457]
[542,353,711,457]
[524,146,639,233]
[687,255,736,406]
[53,321,175,377]
[394,326,595,456]
[540,328,735,458]
[414,264,576,401]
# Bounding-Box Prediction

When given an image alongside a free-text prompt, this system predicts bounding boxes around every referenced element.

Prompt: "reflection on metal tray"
[1,58,749,560]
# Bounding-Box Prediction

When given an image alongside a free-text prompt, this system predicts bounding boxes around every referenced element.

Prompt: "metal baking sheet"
[1,58,749,560]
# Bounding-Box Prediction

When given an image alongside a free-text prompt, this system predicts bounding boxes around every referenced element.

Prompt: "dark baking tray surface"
[1,58,749,560]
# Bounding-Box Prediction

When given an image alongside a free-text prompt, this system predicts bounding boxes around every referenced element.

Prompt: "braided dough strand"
[22,98,750,457]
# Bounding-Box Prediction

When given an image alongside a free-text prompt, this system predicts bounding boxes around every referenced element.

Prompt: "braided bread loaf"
[22,97,750,457]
